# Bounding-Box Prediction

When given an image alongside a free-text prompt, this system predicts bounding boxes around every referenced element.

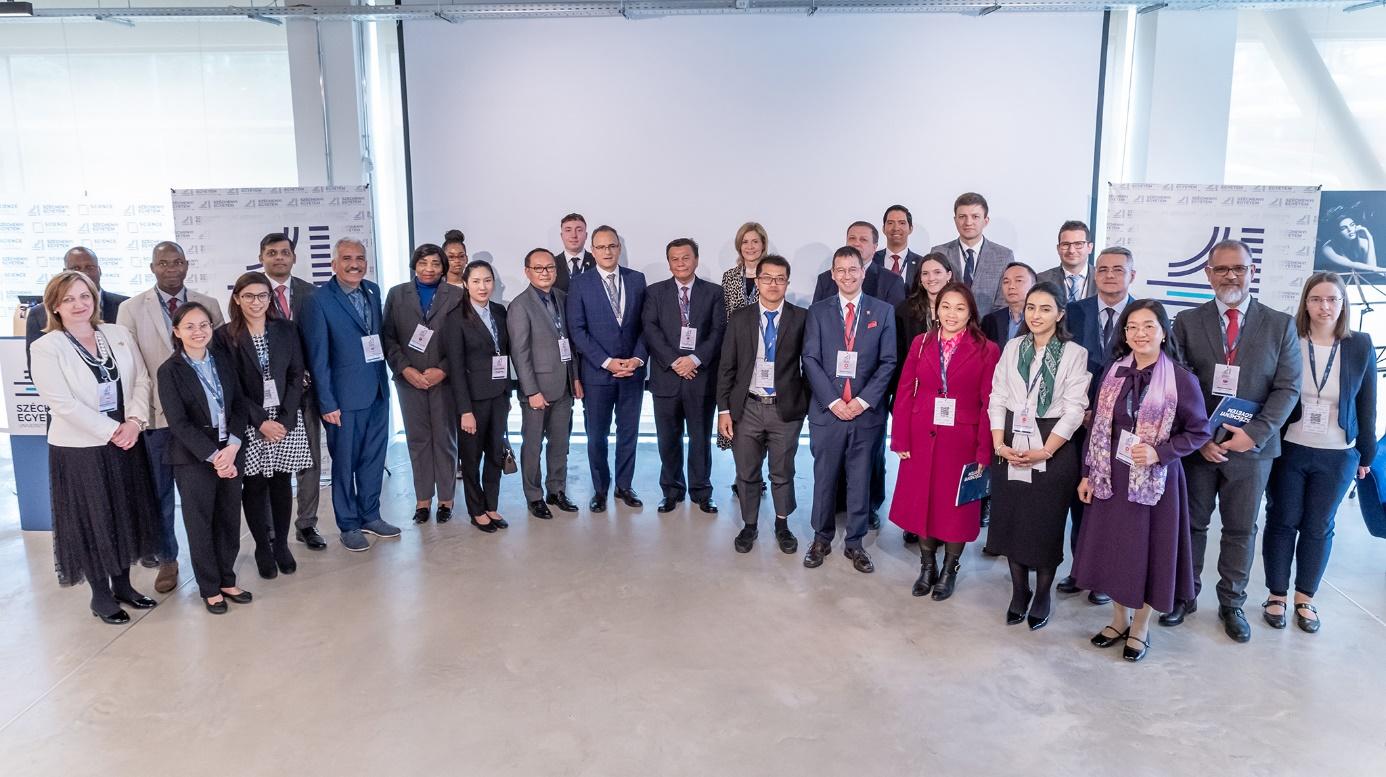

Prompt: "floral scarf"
[1017,334,1065,416]
[1087,353,1179,506]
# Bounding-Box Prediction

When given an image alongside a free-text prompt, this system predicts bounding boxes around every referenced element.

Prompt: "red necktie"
[891,254,902,275]
[166,296,179,317]
[1225,308,1240,364]
[275,285,291,319]
[842,301,856,403]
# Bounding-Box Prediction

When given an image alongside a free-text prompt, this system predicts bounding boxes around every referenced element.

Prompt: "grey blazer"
[1171,299,1302,459]
[508,285,577,403]
[116,287,226,427]
[380,281,465,378]
[1036,264,1098,302]
[929,237,1014,314]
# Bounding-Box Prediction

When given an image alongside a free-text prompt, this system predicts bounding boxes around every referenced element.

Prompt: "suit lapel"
[1201,302,1226,362]
[328,282,368,334]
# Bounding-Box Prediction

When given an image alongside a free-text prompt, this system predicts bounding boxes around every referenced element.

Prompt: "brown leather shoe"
[154,560,179,594]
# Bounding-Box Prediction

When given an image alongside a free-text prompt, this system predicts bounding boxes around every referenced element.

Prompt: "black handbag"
[500,439,518,475]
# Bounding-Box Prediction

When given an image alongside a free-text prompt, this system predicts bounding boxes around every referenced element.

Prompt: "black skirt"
[986,413,1081,569]
[49,439,161,587]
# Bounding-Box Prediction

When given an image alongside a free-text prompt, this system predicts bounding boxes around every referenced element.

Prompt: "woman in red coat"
[889,281,1000,601]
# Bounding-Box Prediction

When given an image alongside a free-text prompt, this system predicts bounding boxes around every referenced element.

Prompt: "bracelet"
[128,417,149,432]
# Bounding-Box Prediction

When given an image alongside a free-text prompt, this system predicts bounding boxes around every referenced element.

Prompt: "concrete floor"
[1,436,1384,776]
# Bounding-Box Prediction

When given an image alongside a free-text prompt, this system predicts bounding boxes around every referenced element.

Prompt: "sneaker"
[341,530,370,552]
[361,519,401,538]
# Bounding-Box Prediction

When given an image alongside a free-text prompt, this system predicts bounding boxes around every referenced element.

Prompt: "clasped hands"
[606,358,641,379]
[671,356,698,380]
[402,366,447,391]
[211,443,239,479]
[996,445,1053,469]
[108,420,142,450]
[831,397,867,422]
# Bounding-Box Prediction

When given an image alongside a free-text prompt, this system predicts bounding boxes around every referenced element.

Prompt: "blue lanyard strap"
[1307,340,1340,398]
[184,352,225,416]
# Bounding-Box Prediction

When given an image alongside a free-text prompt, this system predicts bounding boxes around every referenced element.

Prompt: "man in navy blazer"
[299,238,399,551]
[981,261,1036,349]
[802,246,897,574]
[871,204,925,290]
[642,238,727,514]
[567,224,648,512]
[554,212,596,294]
[812,221,907,308]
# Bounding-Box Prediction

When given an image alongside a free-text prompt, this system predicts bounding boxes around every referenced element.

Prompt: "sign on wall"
[1105,183,1321,314]
[0,337,46,435]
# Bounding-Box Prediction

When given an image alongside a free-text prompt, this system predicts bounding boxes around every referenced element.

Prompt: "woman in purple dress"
[1074,300,1210,662]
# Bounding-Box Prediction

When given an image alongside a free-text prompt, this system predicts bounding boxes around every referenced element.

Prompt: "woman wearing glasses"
[1260,273,1375,634]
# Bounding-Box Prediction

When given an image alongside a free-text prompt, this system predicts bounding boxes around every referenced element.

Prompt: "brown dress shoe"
[154,560,179,594]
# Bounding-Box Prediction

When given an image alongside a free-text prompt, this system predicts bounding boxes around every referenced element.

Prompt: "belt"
[747,392,776,405]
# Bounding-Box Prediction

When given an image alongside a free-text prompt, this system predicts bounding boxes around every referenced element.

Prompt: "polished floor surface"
[1,435,1384,776]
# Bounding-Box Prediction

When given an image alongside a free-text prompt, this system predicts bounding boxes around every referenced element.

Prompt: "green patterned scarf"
[1017,333,1065,416]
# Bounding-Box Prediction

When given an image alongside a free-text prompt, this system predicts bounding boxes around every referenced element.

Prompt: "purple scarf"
[1087,353,1178,506]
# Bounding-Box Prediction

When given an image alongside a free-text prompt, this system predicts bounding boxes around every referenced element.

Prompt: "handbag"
[500,439,518,475]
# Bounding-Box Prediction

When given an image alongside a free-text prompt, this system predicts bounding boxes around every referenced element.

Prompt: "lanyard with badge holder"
[482,305,508,380]
[834,298,862,380]
[1212,309,1245,397]
[933,334,958,426]
[548,293,573,363]
[67,330,120,413]
[185,353,228,442]
[752,308,777,391]
[1300,339,1339,436]
[256,338,282,411]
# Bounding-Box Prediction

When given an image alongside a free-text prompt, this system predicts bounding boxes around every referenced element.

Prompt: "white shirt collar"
[838,291,863,312]
[758,300,783,317]
[885,246,909,259]
[564,250,583,261]
[959,236,984,254]
[156,287,186,304]
[1215,296,1252,319]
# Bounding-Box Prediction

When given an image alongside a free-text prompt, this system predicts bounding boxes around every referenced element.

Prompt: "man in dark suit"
[257,232,328,550]
[981,261,1035,348]
[25,246,128,356]
[872,204,924,290]
[554,213,596,294]
[567,224,648,512]
[802,246,897,574]
[642,238,727,514]
[930,192,1015,313]
[1166,239,1302,642]
[1036,220,1098,305]
[299,238,399,552]
[717,255,809,555]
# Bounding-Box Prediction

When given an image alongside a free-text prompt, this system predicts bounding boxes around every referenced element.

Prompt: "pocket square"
[867,320,878,329]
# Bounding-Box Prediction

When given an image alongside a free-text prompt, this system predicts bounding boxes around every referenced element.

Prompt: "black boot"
[912,547,939,597]
[932,553,961,601]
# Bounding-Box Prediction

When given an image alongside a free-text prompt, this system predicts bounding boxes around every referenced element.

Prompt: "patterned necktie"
[763,310,777,396]
[275,285,291,319]
[166,295,179,318]
[1067,274,1080,303]
[349,289,368,328]
[679,285,691,327]
[842,302,856,403]
[891,254,902,275]
[1101,307,1114,349]
[963,248,976,287]
[604,272,622,323]
[1225,308,1240,363]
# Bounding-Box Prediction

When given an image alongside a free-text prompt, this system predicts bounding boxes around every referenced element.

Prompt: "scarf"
[1086,353,1179,506]
[1017,333,1065,416]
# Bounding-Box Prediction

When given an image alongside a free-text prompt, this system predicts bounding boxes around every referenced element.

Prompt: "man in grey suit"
[1166,239,1302,643]
[929,191,1015,314]
[509,248,582,519]
[1036,220,1098,305]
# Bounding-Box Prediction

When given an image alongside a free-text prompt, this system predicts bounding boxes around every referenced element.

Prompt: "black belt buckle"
[748,393,776,405]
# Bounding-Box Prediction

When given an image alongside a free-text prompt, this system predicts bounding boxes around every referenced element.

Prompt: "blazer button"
[930,430,936,438]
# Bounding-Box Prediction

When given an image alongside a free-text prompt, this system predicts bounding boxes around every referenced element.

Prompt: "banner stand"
[10,436,51,531]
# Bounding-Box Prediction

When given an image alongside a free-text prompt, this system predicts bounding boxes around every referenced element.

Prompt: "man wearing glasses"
[117,241,225,592]
[1166,239,1302,642]
[1037,220,1097,303]
[508,249,583,519]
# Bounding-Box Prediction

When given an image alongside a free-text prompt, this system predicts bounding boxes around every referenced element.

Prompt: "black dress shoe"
[843,547,875,574]
[114,592,157,609]
[139,556,160,569]
[221,589,253,604]
[803,540,830,568]
[413,507,430,524]
[275,548,297,575]
[932,553,961,601]
[775,527,798,555]
[614,488,643,508]
[903,532,919,544]
[1088,591,1112,605]
[471,515,499,533]
[1091,626,1129,648]
[1056,575,1080,594]
[1158,599,1197,627]
[657,497,680,513]
[868,513,881,531]
[697,499,718,514]
[734,526,757,554]
[589,495,607,513]
[204,598,228,615]
[529,500,553,519]
[436,505,453,524]
[296,527,328,550]
[1261,599,1287,629]
[1006,589,1032,625]
[92,607,131,624]
[1123,634,1150,662]
[547,492,579,512]
[492,516,509,529]
[1294,602,1321,634]
[1219,606,1251,643]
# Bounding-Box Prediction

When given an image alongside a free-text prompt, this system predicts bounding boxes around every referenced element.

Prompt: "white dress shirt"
[988,336,1091,440]
[675,279,701,367]
[831,292,870,410]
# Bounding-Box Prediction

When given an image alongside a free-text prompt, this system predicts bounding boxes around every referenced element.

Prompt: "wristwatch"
[129,416,149,432]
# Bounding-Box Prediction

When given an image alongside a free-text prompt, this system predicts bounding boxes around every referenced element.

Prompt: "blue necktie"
[963,248,976,287]
[763,310,777,396]
[349,289,368,328]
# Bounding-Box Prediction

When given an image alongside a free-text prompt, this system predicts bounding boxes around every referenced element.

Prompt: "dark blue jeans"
[143,428,180,562]
[1263,441,1359,597]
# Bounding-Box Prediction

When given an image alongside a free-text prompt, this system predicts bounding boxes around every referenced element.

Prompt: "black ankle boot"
[932,553,961,601]
[254,544,278,579]
[912,548,939,597]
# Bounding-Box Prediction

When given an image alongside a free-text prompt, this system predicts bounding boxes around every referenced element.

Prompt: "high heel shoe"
[91,608,131,624]
[1123,634,1150,662]
[1006,589,1032,625]
[1027,597,1051,631]
[1091,626,1128,648]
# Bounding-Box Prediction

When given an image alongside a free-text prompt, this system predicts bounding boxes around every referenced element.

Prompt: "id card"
[408,324,433,353]
[216,410,227,442]
[491,355,508,380]
[934,397,957,427]
[1115,429,1140,466]
[1011,405,1036,435]
[753,359,775,389]
[262,378,281,409]
[1301,398,1332,436]
[558,337,573,363]
[679,326,698,350]
[97,381,118,413]
[362,334,385,363]
[1212,364,1239,397]
[835,350,858,378]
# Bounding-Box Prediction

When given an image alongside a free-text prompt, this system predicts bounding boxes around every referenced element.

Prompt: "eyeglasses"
[1058,241,1090,251]
[1307,296,1342,306]
[1094,266,1129,275]
[1208,265,1251,278]
[757,276,788,286]
[1124,323,1161,335]
[527,265,556,274]
[592,243,619,252]
[238,292,271,303]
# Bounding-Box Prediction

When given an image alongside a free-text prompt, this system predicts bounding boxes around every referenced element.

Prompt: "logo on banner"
[1145,226,1265,309]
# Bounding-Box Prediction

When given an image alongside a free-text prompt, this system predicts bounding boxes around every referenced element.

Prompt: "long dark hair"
[1015,282,1073,342]
[169,301,215,353]
[460,259,495,319]
[904,253,954,326]
[928,281,986,345]
[1110,299,1177,361]
[227,271,279,339]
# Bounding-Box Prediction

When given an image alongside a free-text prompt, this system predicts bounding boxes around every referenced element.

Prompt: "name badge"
[1301,398,1332,436]
[408,324,433,353]
[1115,429,1140,466]
[835,350,858,378]
[362,334,385,363]
[491,355,508,380]
[262,378,281,409]
[1011,405,1036,435]
[1212,364,1239,397]
[217,410,227,442]
[679,326,698,350]
[97,381,118,412]
[933,397,957,427]
[557,337,573,363]
[753,359,775,389]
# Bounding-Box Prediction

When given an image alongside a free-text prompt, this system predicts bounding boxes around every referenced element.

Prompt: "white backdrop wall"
[403,14,1104,303]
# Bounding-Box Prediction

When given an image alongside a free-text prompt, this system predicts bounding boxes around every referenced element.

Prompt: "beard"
[1214,284,1248,306]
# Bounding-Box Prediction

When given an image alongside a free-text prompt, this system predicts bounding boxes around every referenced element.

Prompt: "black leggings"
[1009,561,1057,618]
[88,569,137,615]
[243,472,293,558]
[921,538,965,558]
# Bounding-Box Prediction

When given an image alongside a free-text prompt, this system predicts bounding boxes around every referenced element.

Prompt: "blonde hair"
[42,270,102,333]
[734,222,769,268]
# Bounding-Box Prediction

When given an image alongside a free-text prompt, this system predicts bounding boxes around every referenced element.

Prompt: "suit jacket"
[716,302,809,423]
[1171,299,1301,459]
[566,266,648,387]
[802,294,898,428]
[508,285,577,402]
[156,344,248,467]
[981,307,1021,349]
[1036,264,1098,302]
[1283,330,1377,465]
[25,289,129,358]
[929,237,1014,314]
[380,280,465,378]
[447,300,513,414]
[116,287,226,428]
[812,261,907,307]
[1065,295,1134,404]
[212,319,306,430]
[554,250,595,294]
[29,323,150,448]
[872,248,925,293]
[642,276,727,398]
[299,277,390,414]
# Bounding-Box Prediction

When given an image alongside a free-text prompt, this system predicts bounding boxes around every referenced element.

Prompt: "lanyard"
[184,352,225,421]
[1021,352,1046,401]
[541,293,565,337]
[158,290,184,329]
[1218,308,1246,365]
[1308,340,1340,398]
[1124,380,1152,421]
[66,331,115,383]
[937,334,957,397]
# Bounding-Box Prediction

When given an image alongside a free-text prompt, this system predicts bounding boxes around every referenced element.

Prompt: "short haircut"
[758,254,790,279]
[883,205,913,227]
[666,237,699,258]
[169,301,214,352]
[833,245,864,265]
[410,243,444,274]
[561,213,586,227]
[1002,261,1038,282]
[1096,246,1134,267]
[42,270,102,333]
[64,246,98,265]
[524,248,554,268]
[591,225,619,244]
[1210,239,1253,262]
[954,192,989,216]
[1295,272,1350,341]
[152,240,185,260]
[1058,220,1091,242]
[848,220,879,244]
[259,232,294,254]
[334,237,366,256]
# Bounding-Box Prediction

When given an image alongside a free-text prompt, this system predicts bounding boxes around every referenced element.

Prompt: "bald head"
[63,246,101,288]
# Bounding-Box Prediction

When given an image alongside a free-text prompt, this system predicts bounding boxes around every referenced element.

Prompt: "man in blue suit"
[802,246,897,574]
[300,238,399,551]
[567,224,648,512]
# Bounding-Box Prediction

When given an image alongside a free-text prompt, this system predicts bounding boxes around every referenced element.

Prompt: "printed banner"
[1105,183,1321,314]
[0,337,46,435]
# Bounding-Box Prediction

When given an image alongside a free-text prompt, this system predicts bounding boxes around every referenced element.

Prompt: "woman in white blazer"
[29,271,162,625]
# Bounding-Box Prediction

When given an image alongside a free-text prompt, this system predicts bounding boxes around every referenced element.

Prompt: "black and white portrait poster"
[1316,190,1385,284]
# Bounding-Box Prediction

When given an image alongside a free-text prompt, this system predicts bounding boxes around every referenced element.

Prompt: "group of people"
[27,195,1376,665]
